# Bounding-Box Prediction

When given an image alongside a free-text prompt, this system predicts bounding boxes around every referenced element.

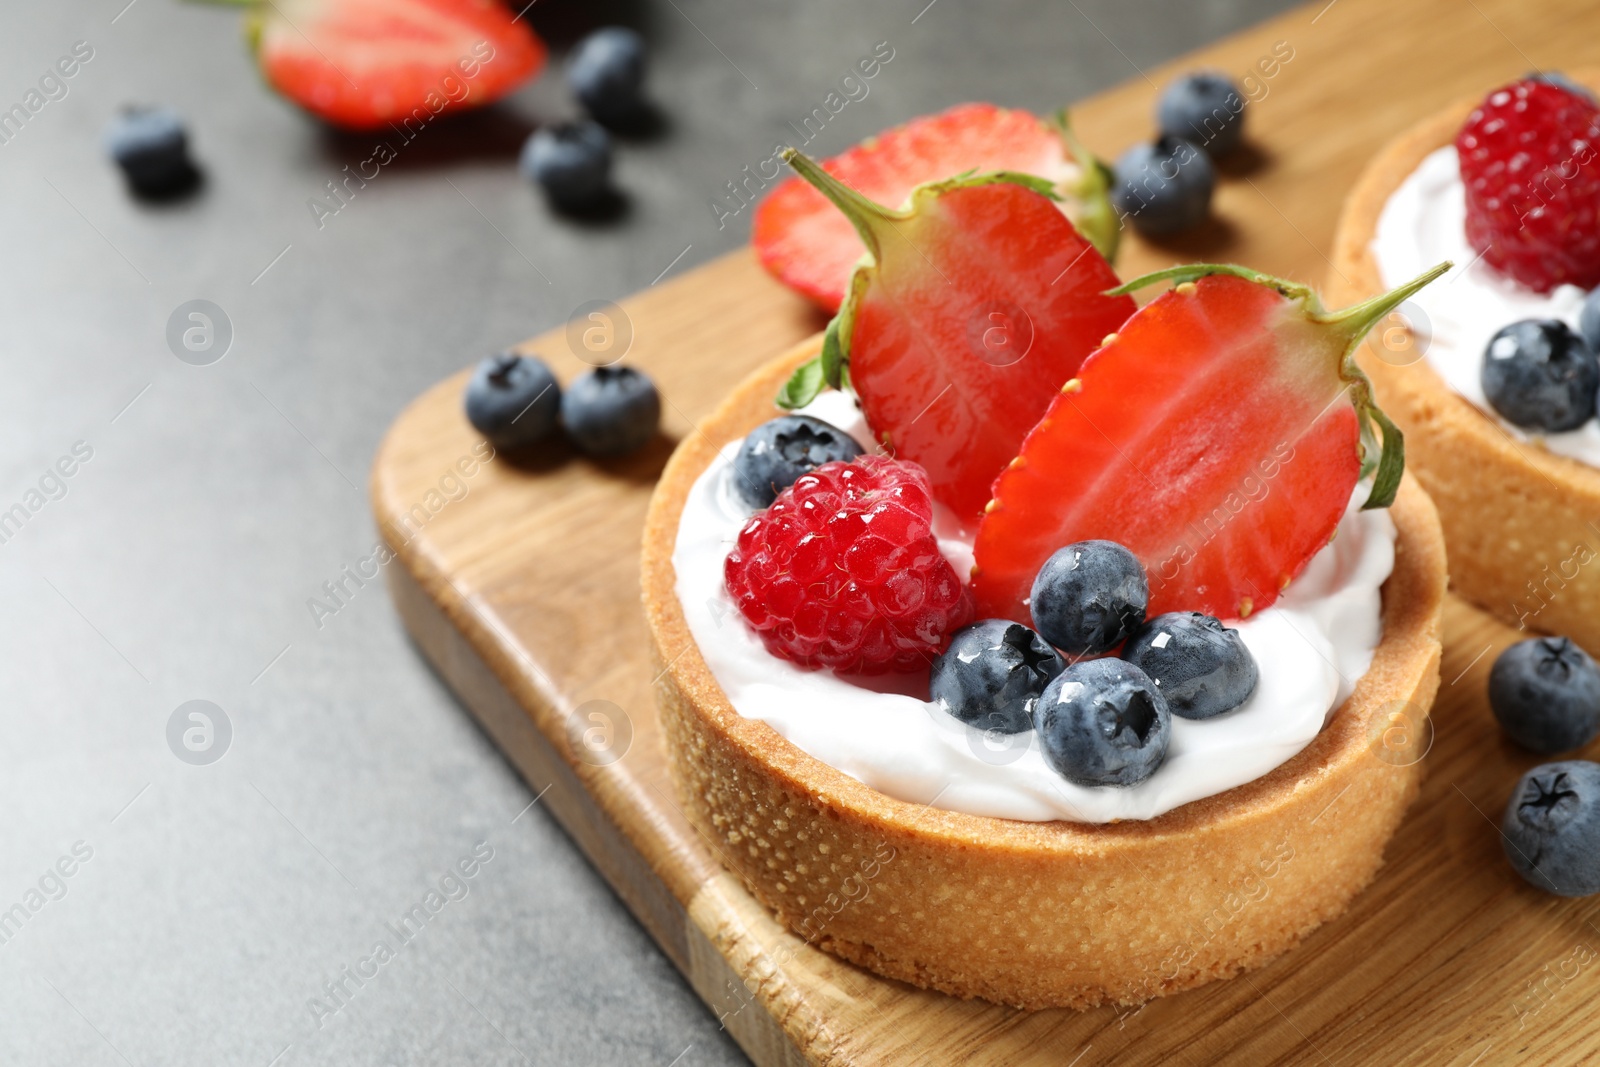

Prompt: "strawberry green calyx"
[1048,110,1120,265]
[1107,259,1452,510]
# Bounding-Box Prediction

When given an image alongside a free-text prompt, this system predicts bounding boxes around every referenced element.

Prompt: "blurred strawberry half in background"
[230,0,546,130]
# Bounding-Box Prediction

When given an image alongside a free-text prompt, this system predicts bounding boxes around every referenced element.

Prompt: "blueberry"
[1501,760,1600,896]
[562,365,660,457]
[930,620,1066,734]
[1030,540,1148,656]
[463,353,561,450]
[1110,136,1215,237]
[103,105,197,197]
[1481,319,1599,432]
[731,415,863,509]
[1036,658,1170,787]
[1156,71,1246,157]
[1527,71,1599,106]
[1121,612,1258,720]
[568,27,647,126]
[520,121,612,210]
[1579,288,1600,354]
[1488,637,1600,753]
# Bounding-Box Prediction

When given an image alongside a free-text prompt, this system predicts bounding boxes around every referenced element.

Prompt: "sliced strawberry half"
[773,150,1135,521]
[753,104,1120,312]
[249,0,546,131]
[971,262,1451,624]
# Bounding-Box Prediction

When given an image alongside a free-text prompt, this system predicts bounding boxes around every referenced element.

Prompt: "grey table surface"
[0,1,1299,1064]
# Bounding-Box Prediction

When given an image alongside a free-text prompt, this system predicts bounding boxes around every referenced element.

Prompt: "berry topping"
[250,0,546,131]
[1480,319,1599,432]
[104,106,198,198]
[1036,658,1171,787]
[753,104,1121,312]
[521,121,614,211]
[1501,760,1600,896]
[1489,637,1600,753]
[972,261,1448,623]
[1111,136,1215,236]
[929,619,1065,734]
[463,353,561,449]
[1456,78,1600,293]
[1122,612,1258,720]
[1029,540,1148,656]
[567,27,647,127]
[772,150,1135,519]
[732,415,864,509]
[723,456,972,674]
[561,365,660,457]
[1156,72,1246,157]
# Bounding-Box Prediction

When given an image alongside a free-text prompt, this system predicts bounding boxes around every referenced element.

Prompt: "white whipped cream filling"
[672,391,1396,823]
[1371,145,1598,464]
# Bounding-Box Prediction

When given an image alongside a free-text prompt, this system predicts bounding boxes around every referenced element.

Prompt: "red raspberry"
[723,455,972,674]
[1457,79,1600,293]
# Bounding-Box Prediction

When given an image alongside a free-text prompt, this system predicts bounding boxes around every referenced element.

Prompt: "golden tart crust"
[1329,70,1600,647]
[642,339,1446,1010]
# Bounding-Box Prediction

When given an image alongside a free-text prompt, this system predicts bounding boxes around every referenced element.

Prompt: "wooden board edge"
[382,559,819,1067]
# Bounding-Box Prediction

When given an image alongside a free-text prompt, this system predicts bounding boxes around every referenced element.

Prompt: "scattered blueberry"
[562,365,660,457]
[463,353,561,450]
[731,414,863,508]
[1527,70,1599,106]
[104,105,197,198]
[568,27,648,126]
[1110,135,1215,237]
[1030,540,1149,656]
[520,121,613,210]
[1501,760,1600,896]
[1488,636,1600,753]
[1036,658,1171,787]
[1579,288,1600,354]
[930,620,1066,735]
[1157,72,1246,157]
[1122,611,1258,720]
[1480,319,1599,432]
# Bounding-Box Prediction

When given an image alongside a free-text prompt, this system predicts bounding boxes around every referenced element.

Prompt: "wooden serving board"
[372,1,1600,1062]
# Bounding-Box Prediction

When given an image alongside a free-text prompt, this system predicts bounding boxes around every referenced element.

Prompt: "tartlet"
[642,337,1447,1010]
[1329,70,1600,648]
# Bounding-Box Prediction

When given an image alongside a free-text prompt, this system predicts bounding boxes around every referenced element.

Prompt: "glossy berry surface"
[1488,637,1600,753]
[1156,72,1245,157]
[561,365,659,457]
[1029,540,1148,656]
[929,619,1065,734]
[104,106,196,197]
[463,353,561,449]
[567,27,646,125]
[723,456,971,674]
[731,415,863,509]
[1480,319,1599,432]
[1111,136,1214,236]
[521,121,612,209]
[1457,79,1600,293]
[1122,611,1258,720]
[1036,658,1171,787]
[1501,760,1600,896]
